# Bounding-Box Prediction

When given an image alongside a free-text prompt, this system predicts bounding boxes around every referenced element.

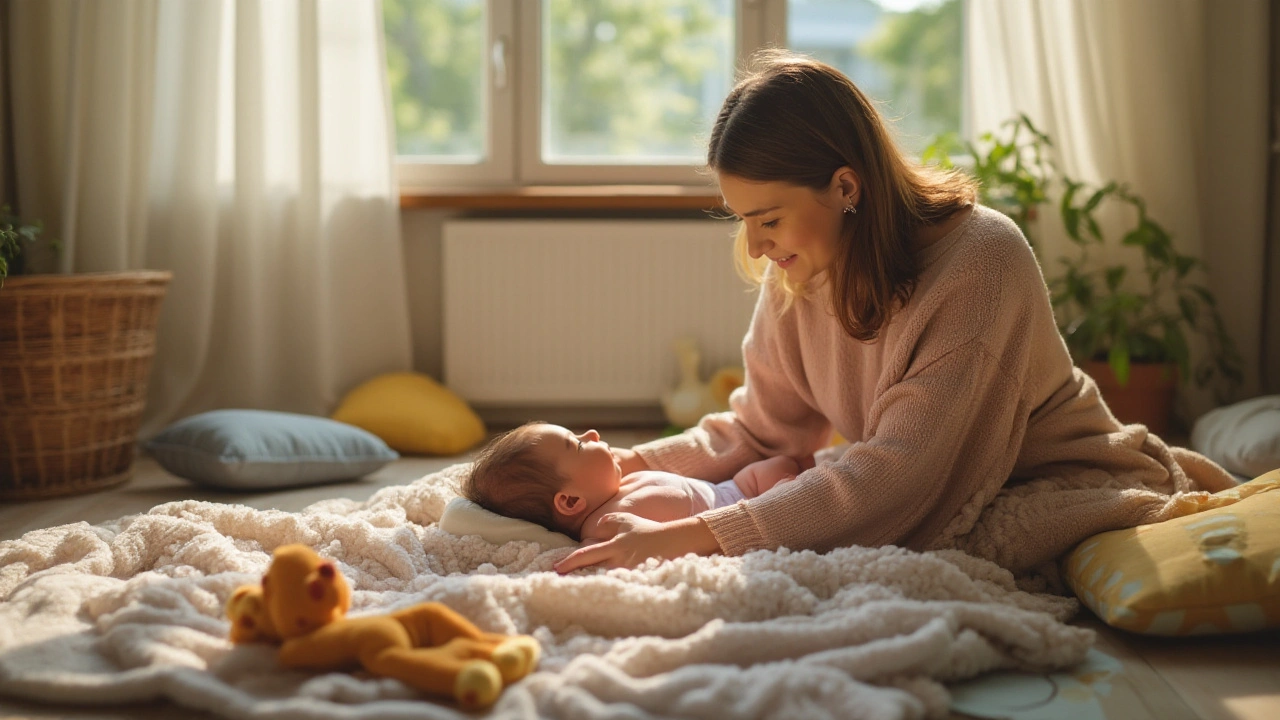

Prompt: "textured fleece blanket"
[0,464,1093,720]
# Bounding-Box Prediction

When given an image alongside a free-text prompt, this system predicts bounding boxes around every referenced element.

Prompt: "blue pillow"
[144,410,398,489]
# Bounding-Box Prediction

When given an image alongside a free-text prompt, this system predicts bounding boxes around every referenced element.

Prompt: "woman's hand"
[610,446,650,476]
[553,515,721,573]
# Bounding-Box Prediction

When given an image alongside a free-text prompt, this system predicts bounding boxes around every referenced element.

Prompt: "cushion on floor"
[1064,469,1280,635]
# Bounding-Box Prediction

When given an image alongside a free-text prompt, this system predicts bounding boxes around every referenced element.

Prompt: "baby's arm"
[731,455,809,498]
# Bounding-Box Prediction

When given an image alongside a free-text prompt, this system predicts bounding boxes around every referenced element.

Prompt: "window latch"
[492,35,509,91]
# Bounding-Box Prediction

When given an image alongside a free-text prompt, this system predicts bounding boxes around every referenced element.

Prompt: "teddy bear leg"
[366,643,503,710]
[485,635,541,684]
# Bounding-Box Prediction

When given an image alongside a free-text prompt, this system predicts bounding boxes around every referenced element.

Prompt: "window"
[384,0,963,188]
[787,0,964,155]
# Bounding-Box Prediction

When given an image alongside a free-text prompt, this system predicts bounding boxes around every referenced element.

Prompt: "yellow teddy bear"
[226,544,540,709]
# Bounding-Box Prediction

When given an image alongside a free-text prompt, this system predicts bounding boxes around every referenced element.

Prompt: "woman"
[554,51,1235,584]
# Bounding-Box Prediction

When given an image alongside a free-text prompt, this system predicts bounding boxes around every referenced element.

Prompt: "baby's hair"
[461,422,578,537]
[709,49,976,340]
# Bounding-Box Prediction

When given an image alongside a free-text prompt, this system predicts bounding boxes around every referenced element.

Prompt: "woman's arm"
[553,514,722,573]
[629,282,832,481]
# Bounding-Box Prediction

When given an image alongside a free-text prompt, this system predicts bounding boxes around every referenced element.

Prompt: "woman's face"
[717,171,856,284]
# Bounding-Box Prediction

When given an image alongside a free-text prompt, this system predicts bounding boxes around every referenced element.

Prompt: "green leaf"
[1174,254,1197,278]
[1178,295,1199,326]
[1112,292,1144,313]
[1190,285,1218,306]
[1063,208,1082,242]
[1072,273,1095,307]
[1163,320,1191,382]
[1109,337,1131,388]
[1128,331,1167,363]
[1105,266,1126,291]
[1085,216,1102,242]
[1063,315,1101,363]
[1083,183,1115,213]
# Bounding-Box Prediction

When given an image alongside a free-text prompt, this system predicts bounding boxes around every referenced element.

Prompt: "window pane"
[542,0,734,165]
[384,0,485,162]
[788,0,963,154]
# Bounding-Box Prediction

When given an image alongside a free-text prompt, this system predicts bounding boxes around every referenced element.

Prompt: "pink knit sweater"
[634,205,1236,576]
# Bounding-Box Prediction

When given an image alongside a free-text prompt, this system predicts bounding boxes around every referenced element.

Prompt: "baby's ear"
[554,491,586,516]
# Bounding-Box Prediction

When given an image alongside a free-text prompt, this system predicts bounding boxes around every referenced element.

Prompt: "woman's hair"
[461,422,577,537]
[708,50,977,341]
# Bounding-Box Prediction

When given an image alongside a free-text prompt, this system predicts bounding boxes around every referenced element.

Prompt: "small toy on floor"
[226,544,540,709]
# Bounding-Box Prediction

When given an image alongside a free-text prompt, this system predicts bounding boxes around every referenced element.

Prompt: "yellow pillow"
[1064,468,1280,635]
[331,372,486,455]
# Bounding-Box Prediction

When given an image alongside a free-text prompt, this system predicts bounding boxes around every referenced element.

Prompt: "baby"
[462,422,809,543]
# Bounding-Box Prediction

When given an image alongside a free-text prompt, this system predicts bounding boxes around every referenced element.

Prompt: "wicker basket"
[0,271,172,500]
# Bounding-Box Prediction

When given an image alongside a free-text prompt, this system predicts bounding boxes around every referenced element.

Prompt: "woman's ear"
[554,491,586,516]
[830,166,860,208]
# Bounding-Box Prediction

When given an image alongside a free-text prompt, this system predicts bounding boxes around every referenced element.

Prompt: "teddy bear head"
[260,544,352,640]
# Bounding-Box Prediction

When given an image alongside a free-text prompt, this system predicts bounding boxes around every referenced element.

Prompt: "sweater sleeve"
[632,279,833,482]
[700,339,1027,555]
[699,241,1040,556]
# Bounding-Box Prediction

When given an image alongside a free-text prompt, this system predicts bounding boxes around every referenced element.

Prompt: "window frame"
[515,0,784,186]
[393,0,515,189]
[393,0,965,190]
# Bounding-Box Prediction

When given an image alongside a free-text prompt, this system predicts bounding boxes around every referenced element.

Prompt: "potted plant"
[0,207,172,500]
[0,208,54,285]
[923,117,1242,434]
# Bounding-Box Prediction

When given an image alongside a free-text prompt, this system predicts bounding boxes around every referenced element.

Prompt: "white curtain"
[9,0,413,437]
[966,0,1270,417]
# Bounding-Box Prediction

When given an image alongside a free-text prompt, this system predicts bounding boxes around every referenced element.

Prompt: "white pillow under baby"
[439,497,578,549]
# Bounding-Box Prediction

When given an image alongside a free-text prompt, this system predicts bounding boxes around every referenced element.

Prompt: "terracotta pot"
[1082,360,1177,436]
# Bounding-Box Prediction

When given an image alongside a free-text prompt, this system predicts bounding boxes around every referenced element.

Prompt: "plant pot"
[0,271,172,500]
[1082,360,1177,436]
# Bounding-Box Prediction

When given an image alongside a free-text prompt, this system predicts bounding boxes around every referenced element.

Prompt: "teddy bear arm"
[226,584,280,645]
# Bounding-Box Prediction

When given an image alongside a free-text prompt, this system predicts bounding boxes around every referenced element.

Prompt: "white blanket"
[0,464,1093,720]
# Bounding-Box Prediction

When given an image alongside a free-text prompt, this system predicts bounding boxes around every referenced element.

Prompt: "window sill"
[398,185,723,212]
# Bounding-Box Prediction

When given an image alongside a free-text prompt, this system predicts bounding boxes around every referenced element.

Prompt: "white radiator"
[442,219,757,408]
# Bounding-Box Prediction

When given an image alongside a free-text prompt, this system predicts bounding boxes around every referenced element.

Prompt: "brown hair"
[460,422,579,538]
[708,50,976,341]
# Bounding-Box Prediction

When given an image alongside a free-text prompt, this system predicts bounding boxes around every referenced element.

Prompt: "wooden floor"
[0,428,1277,720]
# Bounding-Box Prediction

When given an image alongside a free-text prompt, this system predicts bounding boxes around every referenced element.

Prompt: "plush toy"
[661,337,745,429]
[226,544,540,709]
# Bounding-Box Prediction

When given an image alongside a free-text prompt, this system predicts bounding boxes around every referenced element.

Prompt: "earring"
[843,200,857,215]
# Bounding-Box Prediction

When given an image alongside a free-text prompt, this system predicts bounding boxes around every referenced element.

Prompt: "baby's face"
[530,424,622,512]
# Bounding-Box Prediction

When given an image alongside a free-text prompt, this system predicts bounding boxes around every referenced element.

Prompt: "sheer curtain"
[8,0,413,437]
[966,0,1270,417]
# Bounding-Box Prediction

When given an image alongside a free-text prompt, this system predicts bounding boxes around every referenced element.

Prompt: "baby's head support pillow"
[439,496,578,549]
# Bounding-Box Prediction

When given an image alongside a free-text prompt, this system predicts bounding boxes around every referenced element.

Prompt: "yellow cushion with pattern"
[331,372,486,456]
[1064,468,1280,635]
